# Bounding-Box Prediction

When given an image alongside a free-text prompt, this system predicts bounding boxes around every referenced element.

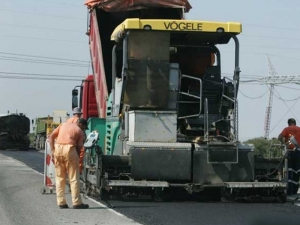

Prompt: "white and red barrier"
[41,139,56,194]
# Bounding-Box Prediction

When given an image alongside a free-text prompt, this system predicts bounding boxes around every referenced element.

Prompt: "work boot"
[59,204,69,209]
[73,203,89,209]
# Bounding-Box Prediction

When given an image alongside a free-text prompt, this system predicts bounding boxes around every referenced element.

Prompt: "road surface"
[0,151,140,225]
[1,149,300,225]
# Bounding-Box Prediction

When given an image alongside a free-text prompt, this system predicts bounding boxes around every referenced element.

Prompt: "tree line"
[244,137,284,158]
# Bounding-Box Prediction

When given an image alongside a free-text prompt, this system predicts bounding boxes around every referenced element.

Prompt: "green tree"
[244,137,283,158]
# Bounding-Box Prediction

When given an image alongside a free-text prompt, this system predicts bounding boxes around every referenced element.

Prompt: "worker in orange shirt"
[67,107,83,124]
[49,118,89,209]
[278,118,300,195]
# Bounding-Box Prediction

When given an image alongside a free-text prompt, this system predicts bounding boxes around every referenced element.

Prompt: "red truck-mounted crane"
[71,0,287,202]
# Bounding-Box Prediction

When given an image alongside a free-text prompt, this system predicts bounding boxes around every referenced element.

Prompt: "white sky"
[0,0,299,141]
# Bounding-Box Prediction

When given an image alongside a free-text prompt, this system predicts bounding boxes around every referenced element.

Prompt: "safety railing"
[178,74,202,119]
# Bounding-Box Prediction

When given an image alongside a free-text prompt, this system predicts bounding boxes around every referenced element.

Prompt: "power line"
[243,34,300,42]
[244,23,300,32]
[0,51,89,63]
[223,50,300,62]
[276,85,300,91]
[240,83,266,86]
[0,75,81,81]
[0,22,82,33]
[269,98,300,134]
[0,34,86,43]
[273,91,300,102]
[242,75,266,78]
[223,72,265,78]
[266,54,300,62]
[0,56,89,67]
[239,89,268,99]
[12,0,81,7]
[0,71,88,82]
[0,71,83,78]
[243,44,300,52]
[272,87,298,120]
[3,23,300,43]
[0,8,84,20]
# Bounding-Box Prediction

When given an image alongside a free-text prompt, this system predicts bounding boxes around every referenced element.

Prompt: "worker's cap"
[72,107,82,115]
[77,118,87,126]
[288,118,296,124]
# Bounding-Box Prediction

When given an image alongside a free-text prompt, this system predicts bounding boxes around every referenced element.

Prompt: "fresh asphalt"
[1,149,300,225]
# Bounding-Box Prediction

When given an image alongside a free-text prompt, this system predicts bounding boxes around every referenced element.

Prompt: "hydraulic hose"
[255,153,286,181]
[255,146,300,181]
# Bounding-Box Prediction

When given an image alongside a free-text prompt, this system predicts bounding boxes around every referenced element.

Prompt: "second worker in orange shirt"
[278,118,300,195]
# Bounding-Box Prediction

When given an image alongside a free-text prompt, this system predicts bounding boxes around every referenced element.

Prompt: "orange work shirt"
[280,125,300,149]
[49,122,84,147]
[66,116,80,124]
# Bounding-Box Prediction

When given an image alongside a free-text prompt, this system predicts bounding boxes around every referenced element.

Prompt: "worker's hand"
[51,150,55,161]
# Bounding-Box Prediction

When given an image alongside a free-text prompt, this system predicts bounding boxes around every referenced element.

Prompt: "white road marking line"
[1,153,140,223]
[85,194,141,223]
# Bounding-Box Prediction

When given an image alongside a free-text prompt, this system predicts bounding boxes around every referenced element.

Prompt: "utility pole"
[241,68,300,138]
[264,55,276,139]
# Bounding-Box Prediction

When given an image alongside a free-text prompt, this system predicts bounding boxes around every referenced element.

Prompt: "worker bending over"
[278,118,300,195]
[49,118,89,209]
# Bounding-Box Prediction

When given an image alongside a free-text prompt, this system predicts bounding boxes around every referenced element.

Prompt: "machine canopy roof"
[84,0,192,12]
[111,19,242,45]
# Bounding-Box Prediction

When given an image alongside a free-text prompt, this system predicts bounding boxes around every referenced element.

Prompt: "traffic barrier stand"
[41,139,56,194]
